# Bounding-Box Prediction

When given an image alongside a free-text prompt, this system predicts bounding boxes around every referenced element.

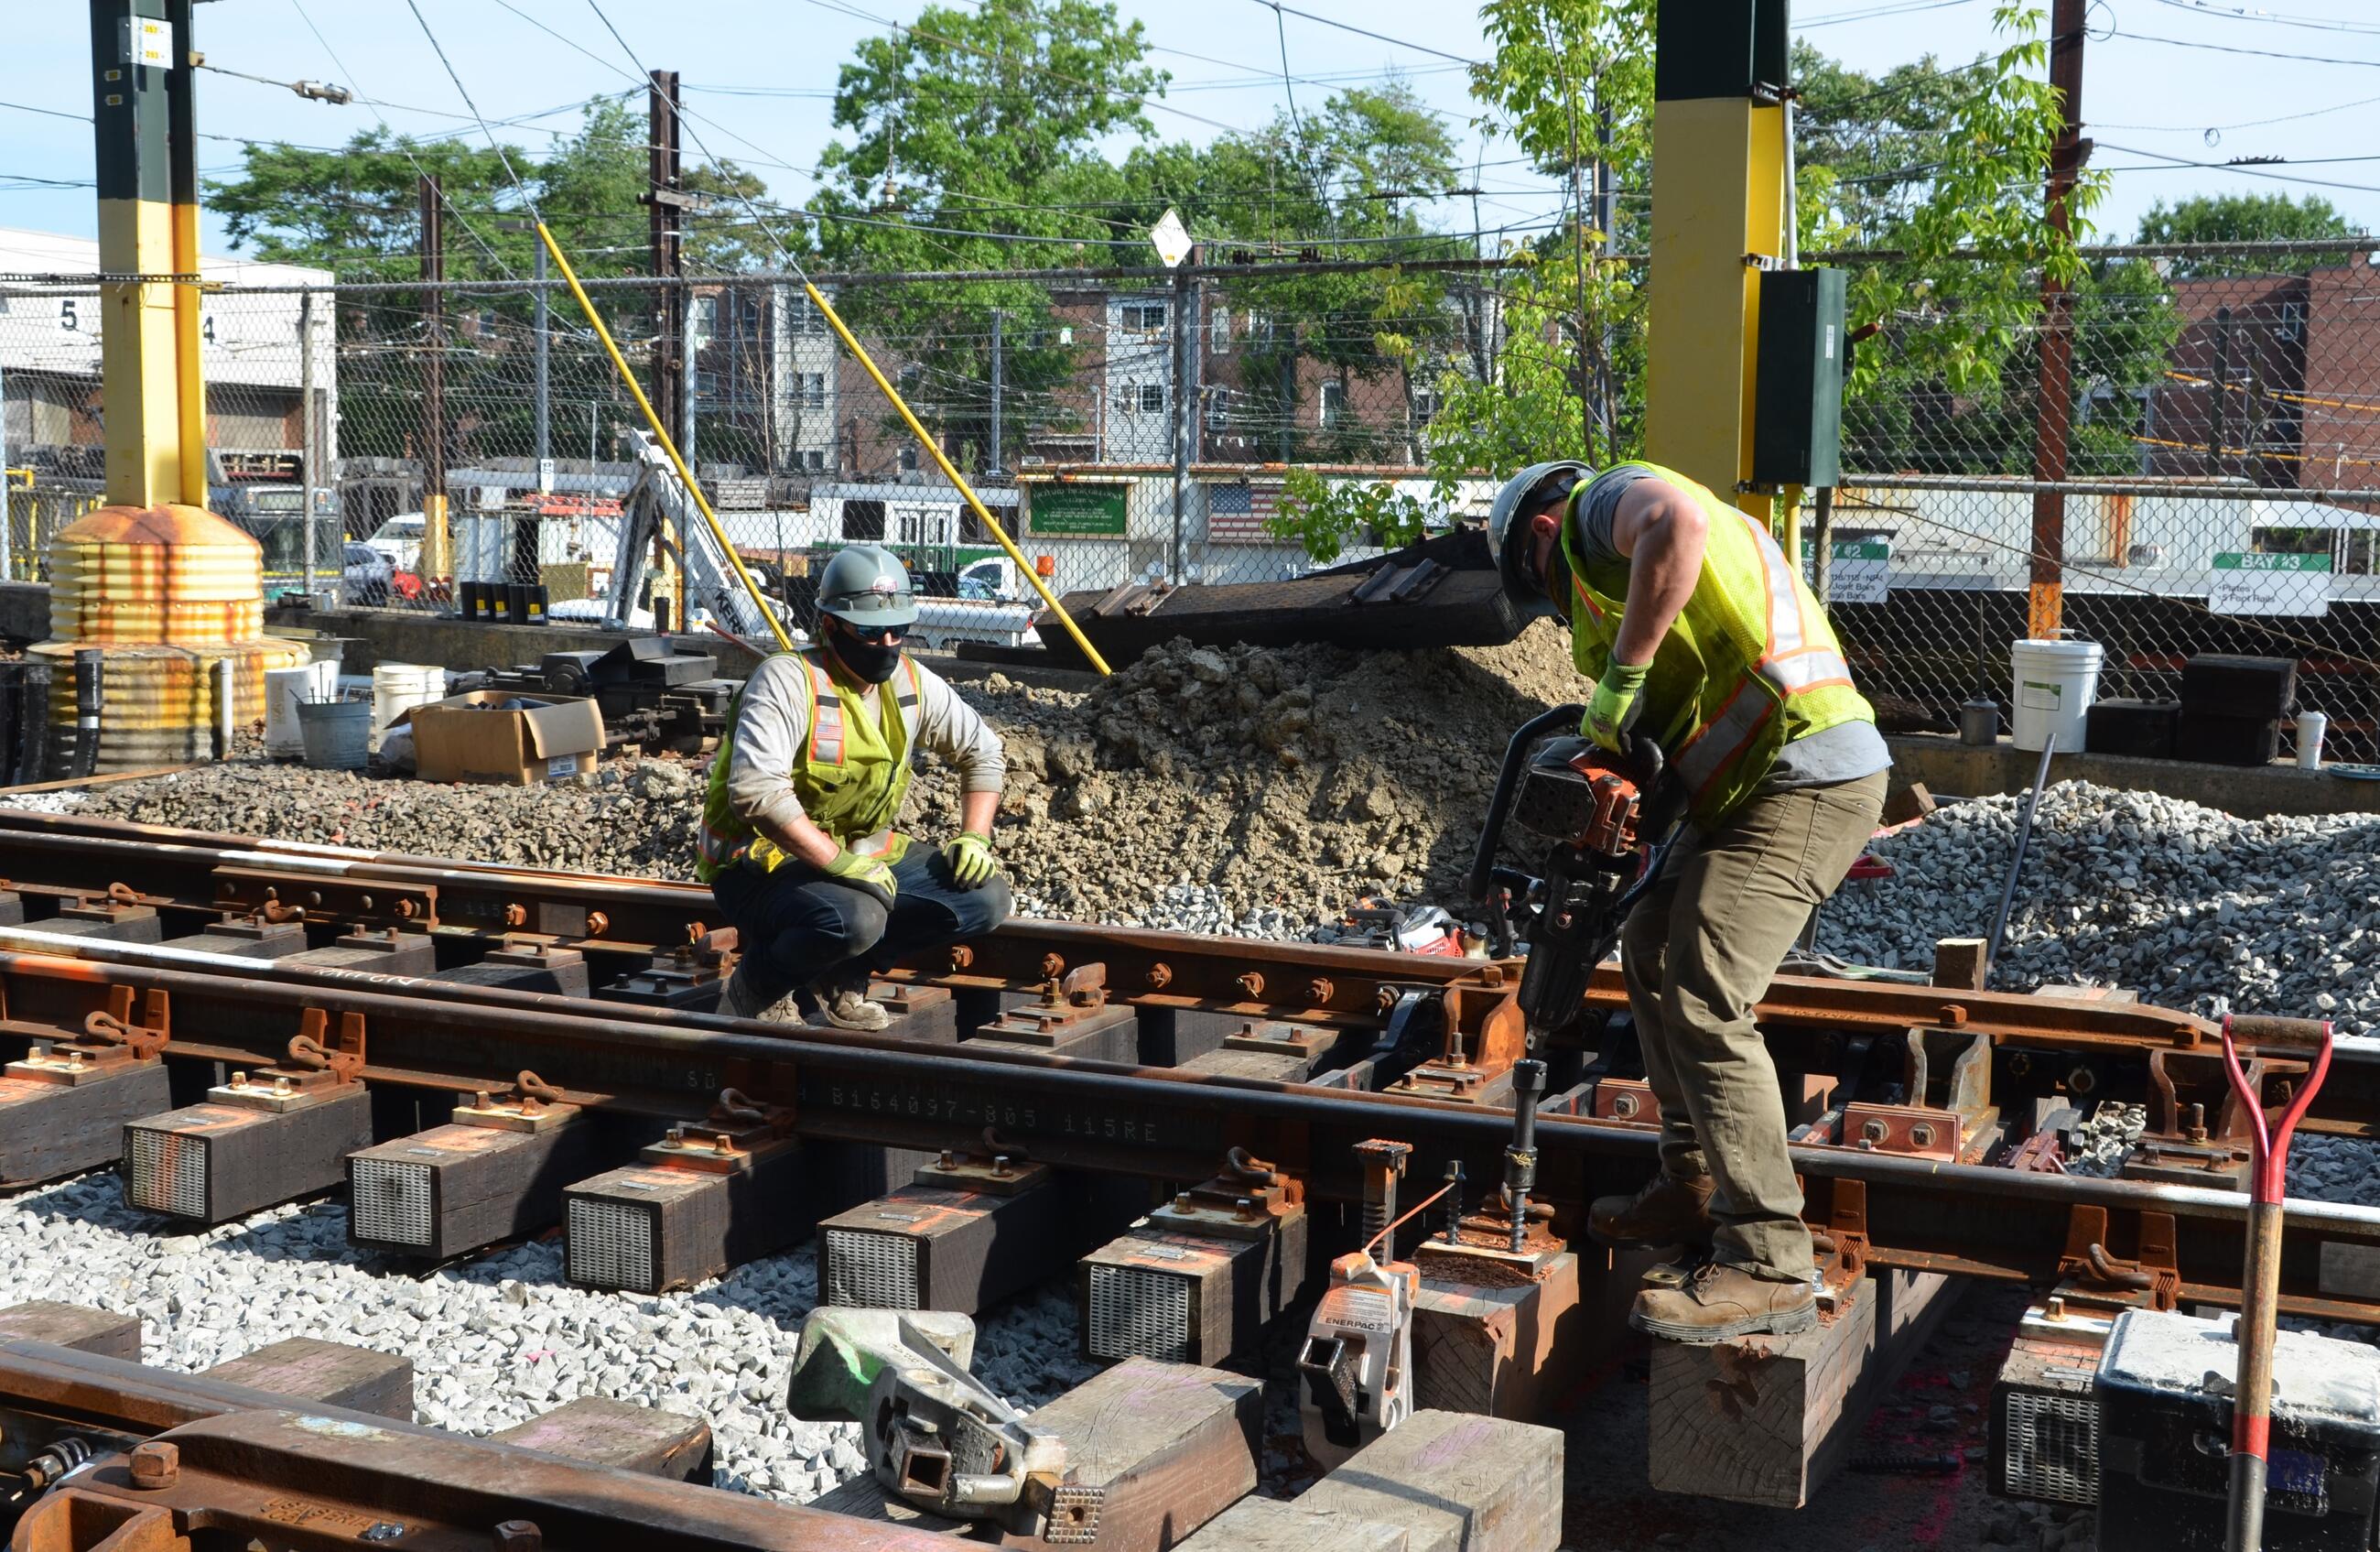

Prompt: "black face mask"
[828,627,903,685]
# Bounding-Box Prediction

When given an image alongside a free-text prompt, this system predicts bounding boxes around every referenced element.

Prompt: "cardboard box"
[399,690,604,786]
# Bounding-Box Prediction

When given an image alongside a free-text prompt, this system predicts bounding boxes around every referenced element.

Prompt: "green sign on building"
[1028,483,1129,537]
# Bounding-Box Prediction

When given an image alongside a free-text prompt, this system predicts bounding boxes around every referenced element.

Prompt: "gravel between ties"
[0,1171,1097,1503]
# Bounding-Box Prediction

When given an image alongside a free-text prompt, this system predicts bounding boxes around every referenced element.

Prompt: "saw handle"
[2222,1011,2332,1209]
[1468,704,1585,903]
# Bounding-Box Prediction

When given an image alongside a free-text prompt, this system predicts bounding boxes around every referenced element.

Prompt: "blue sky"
[5,0,2380,262]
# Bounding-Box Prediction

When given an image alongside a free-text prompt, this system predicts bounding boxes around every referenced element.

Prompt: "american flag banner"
[1207,481,1282,543]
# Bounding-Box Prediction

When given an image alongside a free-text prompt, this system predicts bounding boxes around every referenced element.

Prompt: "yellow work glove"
[824,848,898,911]
[1582,660,1650,754]
[946,830,998,890]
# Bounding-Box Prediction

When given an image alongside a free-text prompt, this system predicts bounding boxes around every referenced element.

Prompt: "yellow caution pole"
[535,223,795,654]
[801,282,1112,677]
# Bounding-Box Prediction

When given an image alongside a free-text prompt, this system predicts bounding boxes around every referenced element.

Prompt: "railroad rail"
[0,806,2371,1330]
[0,808,2360,1128]
[0,942,2371,1324]
[0,1337,952,1550]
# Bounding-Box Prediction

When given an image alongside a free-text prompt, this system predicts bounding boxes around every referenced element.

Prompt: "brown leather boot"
[1587,1172,1717,1247]
[1628,1262,1817,1343]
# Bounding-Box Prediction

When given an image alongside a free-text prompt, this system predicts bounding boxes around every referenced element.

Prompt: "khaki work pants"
[1619,770,1888,1280]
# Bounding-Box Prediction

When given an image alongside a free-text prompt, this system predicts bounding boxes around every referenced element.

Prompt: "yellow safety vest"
[1562,461,1875,827]
[696,648,923,884]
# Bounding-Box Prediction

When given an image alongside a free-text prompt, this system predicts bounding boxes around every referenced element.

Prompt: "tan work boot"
[805,972,891,1033]
[1587,1171,1717,1247]
[1629,1262,1817,1343]
[718,966,800,1026]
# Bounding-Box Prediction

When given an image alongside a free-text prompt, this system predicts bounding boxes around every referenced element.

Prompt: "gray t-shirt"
[1569,467,1891,789]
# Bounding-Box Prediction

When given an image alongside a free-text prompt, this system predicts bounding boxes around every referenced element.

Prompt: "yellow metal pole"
[800,281,1111,676]
[1643,7,1788,526]
[535,223,792,653]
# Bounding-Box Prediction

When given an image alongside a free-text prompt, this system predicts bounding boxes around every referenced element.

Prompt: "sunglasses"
[844,621,909,644]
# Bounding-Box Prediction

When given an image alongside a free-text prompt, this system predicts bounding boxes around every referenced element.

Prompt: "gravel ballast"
[0,1171,1096,1503]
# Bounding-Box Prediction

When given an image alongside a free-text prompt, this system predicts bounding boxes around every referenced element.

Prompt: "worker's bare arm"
[1607,479,1708,667]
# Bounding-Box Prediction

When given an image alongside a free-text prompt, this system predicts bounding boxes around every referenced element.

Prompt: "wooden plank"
[1001,1357,1260,1552]
[0,765,190,795]
[492,1395,712,1481]
[1176,1499,1408,1552]
[202,1336,414,1420]
[1645,1267,1958,1508]
[0,1300,141,1360]
[1297,1410,1563,1552]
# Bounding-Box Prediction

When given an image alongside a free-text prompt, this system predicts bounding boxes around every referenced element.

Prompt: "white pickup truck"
[907,557,1039,651]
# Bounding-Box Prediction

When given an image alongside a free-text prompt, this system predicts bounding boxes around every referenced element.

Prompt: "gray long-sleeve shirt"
[724,652,1005,841]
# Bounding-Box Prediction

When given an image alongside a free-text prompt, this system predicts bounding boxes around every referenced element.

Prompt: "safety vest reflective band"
[806,657,848,767]
[694,650,923,881]
[1560,461,1876,825]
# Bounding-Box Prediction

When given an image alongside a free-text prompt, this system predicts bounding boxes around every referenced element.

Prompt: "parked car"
[344,542,395,605]
[365,512,426,571]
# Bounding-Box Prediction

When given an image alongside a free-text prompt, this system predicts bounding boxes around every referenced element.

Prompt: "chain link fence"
[5,247,2376,754]
[1829,241,2380,759]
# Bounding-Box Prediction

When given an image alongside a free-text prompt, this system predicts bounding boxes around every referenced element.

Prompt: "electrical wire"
[2113,24,2380,67]
[1249,2,1478,66]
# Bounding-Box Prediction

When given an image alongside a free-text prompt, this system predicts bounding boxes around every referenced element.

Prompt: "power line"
[2093,88,2380,135]
[1248,2,1478,66]
[1801,0,1980,26]
[2113,24,2380,68]
[2148,0,2380,38]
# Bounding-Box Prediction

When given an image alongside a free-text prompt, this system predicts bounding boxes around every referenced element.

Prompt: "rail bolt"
[492,1521,543,1552]
[1144,962,1172,990]
[2067,1065,2098,1097]
[1859,1118,1889,1145]
[128,1441,178,1490]
[1909,1123,1937,1150]
[1481,963,1506,987]
[1305,977,1334,1006]
[503,904,528,928]
[950,944,975,971]
[1041,953,1066,980]
[1236,971,1264,999]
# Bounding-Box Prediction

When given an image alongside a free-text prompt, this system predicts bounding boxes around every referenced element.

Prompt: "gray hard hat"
[1487,460,1593,604]
[817,544,918,628]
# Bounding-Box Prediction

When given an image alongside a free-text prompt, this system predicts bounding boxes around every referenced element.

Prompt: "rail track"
[0,806,2368,1328]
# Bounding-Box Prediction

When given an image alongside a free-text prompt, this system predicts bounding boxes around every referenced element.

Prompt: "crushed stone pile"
[73,759,707,877]
[1816,781,2380,1035]
[36,624,1587,935]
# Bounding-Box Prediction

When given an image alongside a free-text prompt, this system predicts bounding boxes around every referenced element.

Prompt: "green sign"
[2212,551,2331,572]
[1029,483,1129,538]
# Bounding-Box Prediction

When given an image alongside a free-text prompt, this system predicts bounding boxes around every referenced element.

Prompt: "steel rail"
[0,949,2375,1323]
[0,809,2337,1067]
[0,1340,950,1550]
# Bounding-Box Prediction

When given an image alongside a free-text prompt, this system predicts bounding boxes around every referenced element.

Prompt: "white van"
[365,512,427,571]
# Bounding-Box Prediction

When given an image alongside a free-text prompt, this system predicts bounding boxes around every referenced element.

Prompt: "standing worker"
[1488,459,1889,1341]
[698,545,1011,1029]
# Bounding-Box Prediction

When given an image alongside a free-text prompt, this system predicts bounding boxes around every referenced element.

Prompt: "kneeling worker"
[1488,458,1888,1342]
[698,544,1010,1029]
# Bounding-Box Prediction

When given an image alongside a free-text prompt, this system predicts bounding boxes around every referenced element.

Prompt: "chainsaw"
[1466,703,1686,1048]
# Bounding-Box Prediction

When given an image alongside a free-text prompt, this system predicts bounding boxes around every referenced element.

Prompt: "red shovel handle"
[2222,1012,2334,1207]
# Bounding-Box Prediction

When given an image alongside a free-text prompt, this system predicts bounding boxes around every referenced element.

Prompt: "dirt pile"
[905,622,1580,927]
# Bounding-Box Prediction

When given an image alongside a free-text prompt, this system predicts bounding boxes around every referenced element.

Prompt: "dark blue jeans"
[710,846,1012,1006]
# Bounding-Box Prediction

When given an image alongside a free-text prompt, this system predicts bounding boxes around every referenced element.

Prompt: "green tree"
[2137,193,2363,278]
[809,0,1163,473]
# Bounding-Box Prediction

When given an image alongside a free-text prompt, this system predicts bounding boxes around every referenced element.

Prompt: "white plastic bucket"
[264,662,336,757]
[2009,636,2104,754]
[371,663,446,733]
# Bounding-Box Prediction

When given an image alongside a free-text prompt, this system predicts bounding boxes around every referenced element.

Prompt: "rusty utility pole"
[2028,0,2090,640]
[418,174,450,583]
[644,70,685,453]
